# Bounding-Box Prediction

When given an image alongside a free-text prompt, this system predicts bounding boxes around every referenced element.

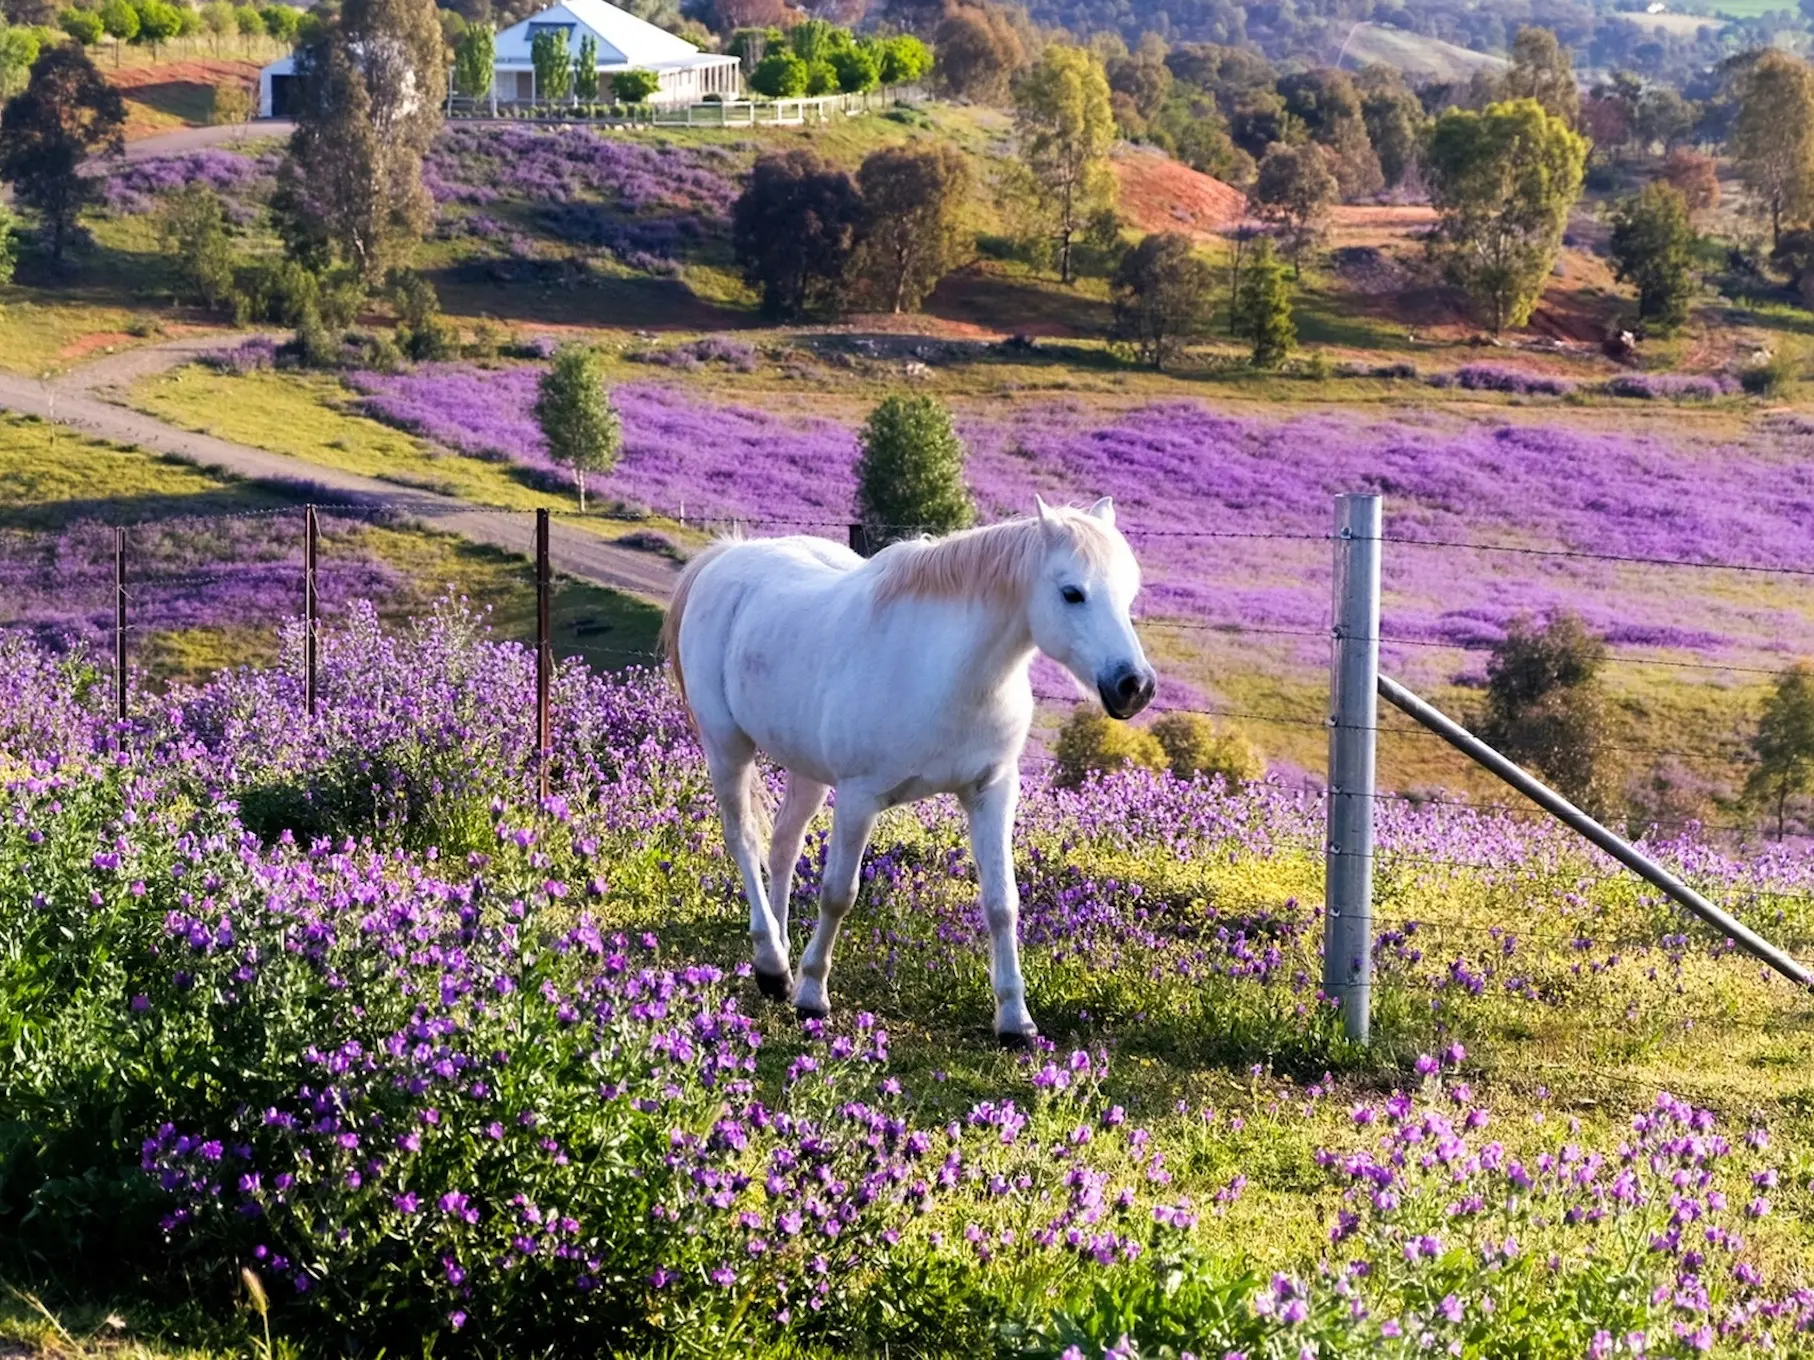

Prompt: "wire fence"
[5,493,1810,844]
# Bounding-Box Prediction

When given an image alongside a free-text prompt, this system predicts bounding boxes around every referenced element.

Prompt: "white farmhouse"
[259,0,741,117]
[490,0,742,104]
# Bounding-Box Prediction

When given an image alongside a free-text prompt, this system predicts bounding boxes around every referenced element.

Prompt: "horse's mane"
[870,512,1121,609]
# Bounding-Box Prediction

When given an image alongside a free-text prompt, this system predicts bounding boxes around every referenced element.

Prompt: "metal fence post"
[113,525,127,742]
[1324,493,1382,1043]
[535,508,552,804]
[304,505,319,718]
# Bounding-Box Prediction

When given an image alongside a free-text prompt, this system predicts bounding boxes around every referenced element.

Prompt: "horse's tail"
[660,535,741,715]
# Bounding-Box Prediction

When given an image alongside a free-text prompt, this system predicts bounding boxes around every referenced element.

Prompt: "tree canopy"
[1013,43,1115,285]
[1731,51,1814,248]
[280,0,447,285]
[534,344,622,513]
[1609,182,1697,332]
[854,394,975,546]
[0,45,125,262]
[1423,98,1587,334]
[732,149,864,318]
[852,143,969,313]
[1111,230,1214,370]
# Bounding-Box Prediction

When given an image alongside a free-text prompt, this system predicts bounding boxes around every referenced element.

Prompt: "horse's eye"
[1061,586,1086,605]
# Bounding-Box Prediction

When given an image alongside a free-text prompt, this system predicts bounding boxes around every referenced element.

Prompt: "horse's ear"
[1088,497,1115,527]
[1035,495,1062,543]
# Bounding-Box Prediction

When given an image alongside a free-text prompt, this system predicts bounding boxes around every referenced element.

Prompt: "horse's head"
[1025,497,1156,720]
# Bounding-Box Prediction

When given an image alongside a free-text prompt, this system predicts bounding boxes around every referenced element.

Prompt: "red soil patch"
[57,332,139,360]
[108,58,262,91]
[109,58,260,139]
[1111,147,1246,240]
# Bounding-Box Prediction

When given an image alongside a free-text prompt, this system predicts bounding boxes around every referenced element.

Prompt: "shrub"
[160,185,236,312]
[208,77,252,125]
[1233,237,1294,369]
[1150,712,1263,784]
[238,257,318,326]
[1444,364,1574,396]
[1603,372,1733,401]
[749,48,808,99]
[854,393,974,547]
[1741,350,1797,396]
[387,269,459,362]
[1053,707,1168,788]
[1608,183,1698,333]
[611,68,659,103]
[1477,611,1610,811]
[202,336,277,374]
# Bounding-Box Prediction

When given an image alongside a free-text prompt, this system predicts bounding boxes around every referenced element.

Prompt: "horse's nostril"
[1117,673,1141,700]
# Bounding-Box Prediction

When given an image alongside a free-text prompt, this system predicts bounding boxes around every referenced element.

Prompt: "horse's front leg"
[964,768,1036,1047]
[793,788,880,1021]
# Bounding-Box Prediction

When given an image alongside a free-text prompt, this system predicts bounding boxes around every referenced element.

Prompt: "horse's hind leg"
[793,788,880,1021]
[701,732,789,1000]
[766,773,829,990]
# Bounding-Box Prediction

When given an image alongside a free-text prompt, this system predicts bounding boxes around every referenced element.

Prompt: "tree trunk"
[576,469,587,512]
[1777,784,1787,841]
[1059,228,1072,285]
[1227,245,1242,336]
[1771,195,1781,252]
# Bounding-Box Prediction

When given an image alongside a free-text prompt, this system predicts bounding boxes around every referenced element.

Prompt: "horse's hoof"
[795,1004,829,1024]
[754,968,792,1002]
[996,1030,1039,1051]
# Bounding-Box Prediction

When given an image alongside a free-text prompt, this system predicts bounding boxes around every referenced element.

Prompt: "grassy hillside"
[1336,23,1508,80]
[0,412,660,682]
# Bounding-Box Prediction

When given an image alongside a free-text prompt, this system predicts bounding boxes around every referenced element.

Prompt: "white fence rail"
[447,86,924,128]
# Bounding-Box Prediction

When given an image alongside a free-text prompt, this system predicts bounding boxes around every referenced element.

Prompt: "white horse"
[660,498,1155,1046]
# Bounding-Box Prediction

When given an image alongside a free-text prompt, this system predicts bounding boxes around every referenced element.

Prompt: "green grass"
[130,367,567,508]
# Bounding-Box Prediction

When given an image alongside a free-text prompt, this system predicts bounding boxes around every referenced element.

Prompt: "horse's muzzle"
[1098,664,1156,720]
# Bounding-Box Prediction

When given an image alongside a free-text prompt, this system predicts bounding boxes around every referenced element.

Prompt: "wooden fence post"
[114,525,127,742]
[536,508,551,804]
[304,505,319,718]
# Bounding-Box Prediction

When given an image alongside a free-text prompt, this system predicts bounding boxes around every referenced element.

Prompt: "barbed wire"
[17,498,1814,582]
[1136,618,1796,679]
[1384,532,1814,580]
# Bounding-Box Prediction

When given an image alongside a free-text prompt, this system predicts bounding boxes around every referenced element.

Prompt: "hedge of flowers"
[1604,374,1740,401]
[1430,365,1576,397]
[4,606,1814,1355]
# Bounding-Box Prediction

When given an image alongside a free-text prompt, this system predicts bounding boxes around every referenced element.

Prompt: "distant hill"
[1335,23,1508,82]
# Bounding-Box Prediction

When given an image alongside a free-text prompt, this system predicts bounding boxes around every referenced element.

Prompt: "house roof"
[494,0,705,67]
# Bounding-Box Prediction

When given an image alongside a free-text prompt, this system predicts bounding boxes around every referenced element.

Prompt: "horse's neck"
[942,590,1036,698]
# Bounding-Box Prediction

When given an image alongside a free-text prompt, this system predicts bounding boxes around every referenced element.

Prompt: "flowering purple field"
[3,607,1812,1355]
[425,123,739,216]
[96,128,734,272]
[348,364,1814,680]
[423,124,737,267]
[0,512,401,653]
[99,148,281,222]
